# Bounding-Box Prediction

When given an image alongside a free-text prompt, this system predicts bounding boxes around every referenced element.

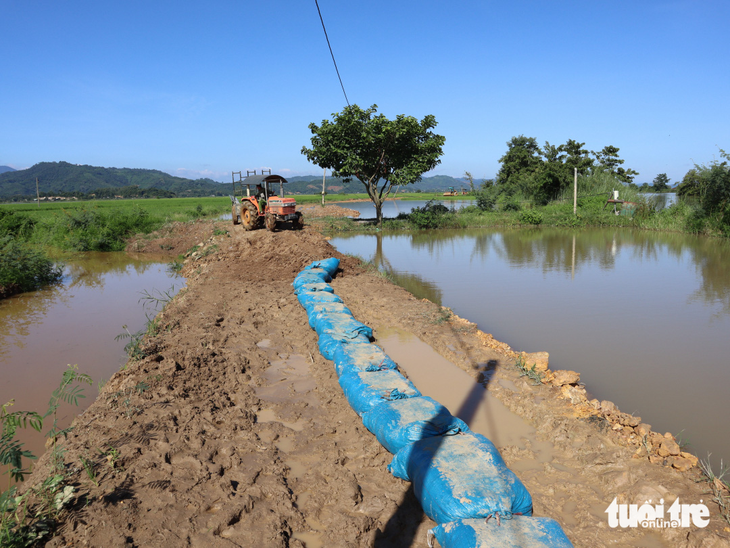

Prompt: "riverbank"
[17,219,729,546]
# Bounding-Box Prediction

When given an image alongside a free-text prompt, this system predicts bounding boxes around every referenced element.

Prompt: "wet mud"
[18,218,729,547]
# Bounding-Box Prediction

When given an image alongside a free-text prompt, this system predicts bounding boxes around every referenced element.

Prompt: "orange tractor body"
[230,172,303,231]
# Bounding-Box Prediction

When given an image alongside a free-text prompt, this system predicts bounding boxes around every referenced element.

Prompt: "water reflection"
[369,234,443,305]
[331,228,730,468]
[0,252,182,466]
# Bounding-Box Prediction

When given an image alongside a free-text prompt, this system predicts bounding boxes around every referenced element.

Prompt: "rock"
[634,423,652,438]
[671,456,695,472]
[553,370,580,386]
[649,455,666,465]
[618,413,641,428]
[560,385,587,404]
[523,351,549,373]
[600,400,618,415]
[680,452,699,468]
[657,438,681,457]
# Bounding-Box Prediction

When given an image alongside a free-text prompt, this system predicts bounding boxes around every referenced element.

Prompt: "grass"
[698,456,730,526]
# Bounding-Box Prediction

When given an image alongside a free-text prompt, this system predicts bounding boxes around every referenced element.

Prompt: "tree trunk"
[375,202,383,228]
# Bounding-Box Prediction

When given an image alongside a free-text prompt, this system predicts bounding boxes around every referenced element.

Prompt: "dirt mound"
[22,219,729,547]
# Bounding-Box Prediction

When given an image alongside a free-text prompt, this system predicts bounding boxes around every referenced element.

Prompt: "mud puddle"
[375,328,673,547]
[377,327,547,452]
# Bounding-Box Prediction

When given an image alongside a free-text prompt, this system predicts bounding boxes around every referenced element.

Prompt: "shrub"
[0,237,63,298]
[519,210,543,225]
[409,200,451,229]
[475,189,497,211]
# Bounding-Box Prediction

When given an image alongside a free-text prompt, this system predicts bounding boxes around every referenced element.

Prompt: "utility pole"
[36,177,40,207]
[321,168,326,207]
[573,168,577,215]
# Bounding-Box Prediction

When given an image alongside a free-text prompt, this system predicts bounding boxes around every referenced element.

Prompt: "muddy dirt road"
[23,219,729,547]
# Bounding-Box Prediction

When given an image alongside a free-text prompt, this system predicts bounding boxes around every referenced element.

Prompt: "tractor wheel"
[241,202,259,230]
[292,212,304,230]
[231,205,240,225]
[265,212,277,232]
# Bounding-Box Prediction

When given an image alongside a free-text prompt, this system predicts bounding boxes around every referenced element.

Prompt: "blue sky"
[2,1,728,184]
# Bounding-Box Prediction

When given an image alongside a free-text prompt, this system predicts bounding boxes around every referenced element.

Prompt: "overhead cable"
[314,0,350,106]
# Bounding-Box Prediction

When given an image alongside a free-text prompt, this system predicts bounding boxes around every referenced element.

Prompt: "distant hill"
[0,161,480,200]
[0,162,232,199]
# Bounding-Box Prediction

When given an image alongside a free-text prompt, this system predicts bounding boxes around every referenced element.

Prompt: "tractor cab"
[230,170,303,231]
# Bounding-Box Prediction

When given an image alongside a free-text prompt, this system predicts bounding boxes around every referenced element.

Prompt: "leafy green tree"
[698,150,730,215]
[496,136,543,188]
[652,173,670,192]
[676,168,702,197]
[302,104,445,226]
[592,145,638,183]
[562,139,594,175]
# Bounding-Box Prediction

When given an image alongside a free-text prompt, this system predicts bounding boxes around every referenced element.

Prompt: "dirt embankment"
[23,217,730,547]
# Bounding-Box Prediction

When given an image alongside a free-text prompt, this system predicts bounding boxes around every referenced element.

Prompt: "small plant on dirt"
[515,355,544,385]
[1,365,91,546]
[213,228,228,236]
[99,447,121,473]
[432,306,453,324]
[116,286,177,360]
[79,455,98,487]
[698,456,730,526]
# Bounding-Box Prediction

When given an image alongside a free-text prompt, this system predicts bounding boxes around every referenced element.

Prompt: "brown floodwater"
[0,252,182,480]
[330,228,730,471]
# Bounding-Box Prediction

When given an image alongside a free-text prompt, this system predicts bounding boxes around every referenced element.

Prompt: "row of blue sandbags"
[294,259,572,548]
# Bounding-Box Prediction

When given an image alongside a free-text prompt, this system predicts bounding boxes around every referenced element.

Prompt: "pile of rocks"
[520,351,699,473]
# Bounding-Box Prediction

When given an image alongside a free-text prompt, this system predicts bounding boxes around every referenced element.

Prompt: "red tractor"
[230,171,303,231]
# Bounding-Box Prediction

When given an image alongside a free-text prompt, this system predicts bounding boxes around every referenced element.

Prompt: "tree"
[652,173,670,192]
[592,145,638,183]
[676,168,702,197]
[301,104,445,226]
[496,136,542,188]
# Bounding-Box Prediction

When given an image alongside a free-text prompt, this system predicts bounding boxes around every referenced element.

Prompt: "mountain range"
[0,162,476,200]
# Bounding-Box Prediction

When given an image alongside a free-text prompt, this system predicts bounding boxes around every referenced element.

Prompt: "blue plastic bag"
[293,269,332,290]
[296,289,343,309]
[312,312,374,341]
[304,258,340,276]
[338,369,421,416]
[388,431,533,523]
[293,282,334,296]
[332,343,398,375]
[307,303,353,329]
[362,396,469,454]
[428,516,573,548]
[317,333,371,361]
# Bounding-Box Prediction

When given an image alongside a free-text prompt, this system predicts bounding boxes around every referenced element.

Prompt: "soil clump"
[21,218,730,547]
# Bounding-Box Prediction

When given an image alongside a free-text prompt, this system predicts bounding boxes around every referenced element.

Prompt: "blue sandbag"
[317,333,371,361]
[428,516,573,548]
[307,303,353,329]
[388,431,533,523]
[293,269,332,290]
[362,396,470,454]
[296,289,342,309]
[293,282,334,295]
[305,258,340,276]
[338,369,421,416]
[312,312,373,340]
[332,343,398,375]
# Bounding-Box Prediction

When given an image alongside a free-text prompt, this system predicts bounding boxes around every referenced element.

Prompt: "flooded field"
[330,227,730,469]
[0,252,181,465]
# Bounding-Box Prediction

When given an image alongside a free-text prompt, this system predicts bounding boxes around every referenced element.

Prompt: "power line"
[314,0,350,107]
